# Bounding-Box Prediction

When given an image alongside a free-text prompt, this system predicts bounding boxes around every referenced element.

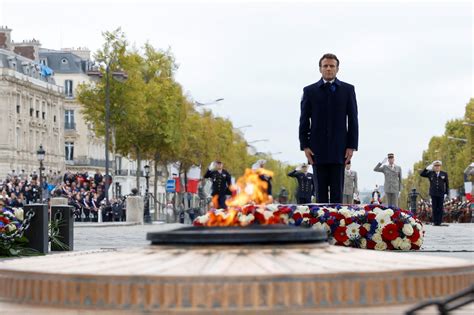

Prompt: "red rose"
[407,228,420,242]
[411,244,420,250]
[335,213,345,221]
[309,217,318,225]
[327,219,335,226]
[359,226,368,236]
[382,223,399,241]
[334,226,348,243]
[391,211,401,220]
[386,241,394,250]
[344,217,353,225]
[396,221,404,230]
[367,213,376,221]
[302,213,311,218]
[292,212,302,221]
[367,240,376,249]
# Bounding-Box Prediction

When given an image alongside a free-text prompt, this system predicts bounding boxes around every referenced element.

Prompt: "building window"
[42,112,45,120]
[36,110,39,118]
[65,142,74,161]
[64,110,75,129]
[64,80,73,97]
[53,115,56,123]
[30,108,33,117]
[40,58,47,66]
[16,105,20,114]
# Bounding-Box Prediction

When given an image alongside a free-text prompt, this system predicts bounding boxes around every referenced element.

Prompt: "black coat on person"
[420,169,449,197]
[204,169,232,196]
[288,170,314,199]
[299,78,359,164]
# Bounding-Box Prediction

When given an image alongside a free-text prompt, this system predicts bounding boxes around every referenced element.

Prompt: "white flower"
[360,238,367,249]
[13,208,24,221]
[375,241,387,251]
[372,232,383,243]
[339,208,352,218]
[375,212,391,227]
[296,205,309,213]
[402,224,414,236]
[196,214,209,224]
[346,222,361,238]
[408,217,416,224]
[355,210,366,217]
[339,219,346,227]
[279,214,289,224]
[416,223,422,231]
[343,240,351,246]
[263,210,274,220]
[391,237,403,249]
[266,204,278,212]
[317,209,325,217]
[415,238,423,247]
[400,238,412,251]
[372,207,383,214]
[312,222,325,231]
[363,223,371,231]
[5,223,17,233]
[329,208,338,213]
[239,213,255,226]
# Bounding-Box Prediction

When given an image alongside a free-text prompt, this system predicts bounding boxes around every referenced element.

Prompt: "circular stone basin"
[0,242,472,313]
[146,225,327,245]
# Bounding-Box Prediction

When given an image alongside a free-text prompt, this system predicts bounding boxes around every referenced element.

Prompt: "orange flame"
[226,168,274,207]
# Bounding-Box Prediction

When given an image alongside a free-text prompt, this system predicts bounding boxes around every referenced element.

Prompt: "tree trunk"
[153,152,159,220]
[135,146,141,192]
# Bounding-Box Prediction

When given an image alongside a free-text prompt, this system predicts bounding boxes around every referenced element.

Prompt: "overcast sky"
[1,0,472,190]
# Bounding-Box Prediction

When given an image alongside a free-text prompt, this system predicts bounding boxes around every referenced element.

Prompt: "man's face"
[216,162,223,170]
[302,166,308,173]
[388,157,394,165]
[434,164,441,172]
[345,164,351,170]
[319,58,339,81]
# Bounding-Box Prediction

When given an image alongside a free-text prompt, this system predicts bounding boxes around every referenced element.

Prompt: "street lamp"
[447,136,468,143]
[36,144,45,203]
[143,164,151,223]
[235,125,252,129]
[195,98,224,107]
[247,139,269,144]
[88,60,127,204]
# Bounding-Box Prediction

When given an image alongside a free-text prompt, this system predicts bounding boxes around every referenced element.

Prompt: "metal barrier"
[406,285,474,315]
[23,204,49,254]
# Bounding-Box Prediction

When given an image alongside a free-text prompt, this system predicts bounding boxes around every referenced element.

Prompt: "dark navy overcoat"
[299,78,359,164]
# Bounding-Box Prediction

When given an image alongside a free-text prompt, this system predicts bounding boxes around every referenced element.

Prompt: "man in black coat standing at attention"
[299,53,359,203]
[420,160,449,226]
[204,160,232,209]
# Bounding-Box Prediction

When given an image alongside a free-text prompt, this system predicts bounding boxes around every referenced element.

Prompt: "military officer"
[204,160,232,209]
[287,163,314,204]
[374,153,402,207]
[342,161,358,204]
[420,160,449,226]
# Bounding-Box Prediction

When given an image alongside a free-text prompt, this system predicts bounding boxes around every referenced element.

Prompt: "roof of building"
[0,48,55,84]
[39,49,90,74]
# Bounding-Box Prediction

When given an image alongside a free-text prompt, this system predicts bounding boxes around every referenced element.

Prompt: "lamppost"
[36,144,45,202]
[144,164,151,223]
[235,125,252,130]
[247,139,269,145]
[195,98,224,107]
[93,60,127,204]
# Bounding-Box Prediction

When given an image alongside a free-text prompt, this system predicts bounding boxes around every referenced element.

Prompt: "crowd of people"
[416,198,472,224]
[0,169,123,222]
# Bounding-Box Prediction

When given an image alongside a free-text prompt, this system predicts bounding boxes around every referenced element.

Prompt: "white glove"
[381,157,388,164]
[426,163,434,171]
[208,161,216,171]
[295,165,302,171]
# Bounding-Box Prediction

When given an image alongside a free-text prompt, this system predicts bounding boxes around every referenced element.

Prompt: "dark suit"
[299,78,359,203]
[420,169,449,225]
[204,169,232,209]
[288,170,314,204]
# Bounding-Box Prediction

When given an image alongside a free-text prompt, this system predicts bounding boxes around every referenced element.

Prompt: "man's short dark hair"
[319,53,339,67]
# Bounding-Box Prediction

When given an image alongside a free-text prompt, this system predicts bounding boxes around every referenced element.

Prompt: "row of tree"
[399,99,473,208]
[77,29,299,204]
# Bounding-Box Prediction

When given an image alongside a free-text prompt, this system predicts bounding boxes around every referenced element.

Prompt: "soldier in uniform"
[342,161,358,204]
[204,160,232,209]
[373,153,402,207]
[287,163,314,204]
[420,160,449,226]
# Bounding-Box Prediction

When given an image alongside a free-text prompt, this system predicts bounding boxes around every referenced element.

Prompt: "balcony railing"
[115,169,129,176]
[64,122,76,130]
[130,170,145,177]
